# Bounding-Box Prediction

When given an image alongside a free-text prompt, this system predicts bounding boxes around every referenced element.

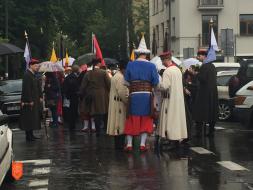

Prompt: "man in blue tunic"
[124,34,159,152]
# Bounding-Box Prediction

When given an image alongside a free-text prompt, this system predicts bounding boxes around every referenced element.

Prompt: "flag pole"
[92,32,94,53]
[24,30,32,59]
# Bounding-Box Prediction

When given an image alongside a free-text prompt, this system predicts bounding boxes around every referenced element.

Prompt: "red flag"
[93,35,105,66]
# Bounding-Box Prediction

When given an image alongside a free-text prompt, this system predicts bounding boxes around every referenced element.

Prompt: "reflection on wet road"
[1,121,253,190]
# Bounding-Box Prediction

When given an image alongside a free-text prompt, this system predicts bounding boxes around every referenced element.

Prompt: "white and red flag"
[92,34,105,66]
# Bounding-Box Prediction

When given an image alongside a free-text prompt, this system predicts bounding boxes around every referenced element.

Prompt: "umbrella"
[171,56,182,66]
[0,42,24,55]
[150,56,182,71]
[182,58,202,70]
[56,57,75,67]
[150,56,166,71]
[39,61,64,72]
[74,53,95,66]
[104,58,119,66]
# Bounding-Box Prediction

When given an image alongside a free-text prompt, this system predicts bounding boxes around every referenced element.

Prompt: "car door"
[0,114,9,163]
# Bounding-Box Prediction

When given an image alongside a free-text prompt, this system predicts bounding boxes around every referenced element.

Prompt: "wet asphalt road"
[1,121,253,190]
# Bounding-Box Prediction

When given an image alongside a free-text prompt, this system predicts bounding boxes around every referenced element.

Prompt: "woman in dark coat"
[19,59,43,141]
[44,72,60,127]
[192,51,218,137]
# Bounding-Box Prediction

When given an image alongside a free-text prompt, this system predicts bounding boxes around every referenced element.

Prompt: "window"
[161,0,164,11]
[201,0,218,5]
[240,15,253,35]
[161,23,164,46]
[202,15,218,46]
[156,25,159,48]
[153,0,156,15]
[217,75,232,86]
[172,17,175,36]
[246,64,253,78]
[156,0,159,13]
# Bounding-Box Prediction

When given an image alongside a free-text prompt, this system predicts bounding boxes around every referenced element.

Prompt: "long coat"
[158,65,188,140]
[19,70,42,131]
[79,68,111,116]
[192,62,218,123]
[107,71,129,136]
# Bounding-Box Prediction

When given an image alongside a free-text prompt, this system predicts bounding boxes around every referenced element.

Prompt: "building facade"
[149,0,253,61]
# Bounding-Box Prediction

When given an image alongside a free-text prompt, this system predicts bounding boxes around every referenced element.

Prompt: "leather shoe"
[32,135,40,140]
[124,146,133,152]
[140,146,148,152]
[81,128,89,133]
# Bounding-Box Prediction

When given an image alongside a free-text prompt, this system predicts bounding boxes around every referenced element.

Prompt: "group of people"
[19,35,218,153]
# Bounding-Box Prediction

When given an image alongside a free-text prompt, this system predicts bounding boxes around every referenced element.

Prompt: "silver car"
[0,111,13,186]
[217,70,237,121]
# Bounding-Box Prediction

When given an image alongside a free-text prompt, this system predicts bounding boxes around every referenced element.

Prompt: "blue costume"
[124,58,159,136]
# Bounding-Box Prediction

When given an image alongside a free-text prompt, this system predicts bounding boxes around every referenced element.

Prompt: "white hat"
[134,34,150,54]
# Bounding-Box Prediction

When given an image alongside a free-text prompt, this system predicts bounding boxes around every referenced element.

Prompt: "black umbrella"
[0,42,24,56]
[74,53,96,66]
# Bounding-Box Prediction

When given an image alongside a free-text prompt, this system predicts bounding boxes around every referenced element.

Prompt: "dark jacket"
[63,72,80,99]
[19,70,42,131]
[192,63,218,123]
[44,74,60,103]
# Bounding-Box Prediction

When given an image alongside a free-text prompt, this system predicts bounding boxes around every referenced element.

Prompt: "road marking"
[28,179,48,187]
[19,159,51,165]
[32,167,51,175]
[217,161,249,171]
[215,127,225,130]
[11,128,20,131]
[244,183,253,190]
[190,147,214,154]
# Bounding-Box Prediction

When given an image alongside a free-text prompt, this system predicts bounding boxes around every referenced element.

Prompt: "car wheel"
[219,101,232,121]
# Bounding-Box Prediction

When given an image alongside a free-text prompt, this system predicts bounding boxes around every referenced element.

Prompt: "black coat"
[63,72,80,99]
[192,63,218,123]
[19,70,42,131]
[44,76,60,102]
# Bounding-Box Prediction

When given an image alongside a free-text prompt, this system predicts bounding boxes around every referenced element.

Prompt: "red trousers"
[124,115,153,136]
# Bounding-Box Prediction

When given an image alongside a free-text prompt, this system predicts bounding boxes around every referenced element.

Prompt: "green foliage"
[0,0,149,61]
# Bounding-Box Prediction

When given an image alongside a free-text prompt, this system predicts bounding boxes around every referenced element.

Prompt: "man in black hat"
[19,59,43,141]
[192,50,218,137]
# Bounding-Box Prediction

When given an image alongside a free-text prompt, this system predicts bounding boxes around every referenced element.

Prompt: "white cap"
[134,34,150,54]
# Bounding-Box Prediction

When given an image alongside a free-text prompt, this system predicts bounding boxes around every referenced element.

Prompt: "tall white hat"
[134,33,150,54]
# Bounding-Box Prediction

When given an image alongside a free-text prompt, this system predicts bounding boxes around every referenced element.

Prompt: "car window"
[217,75,232,86]
[216,67,239,72]
[0,80,22,95]
[246,64,253,78]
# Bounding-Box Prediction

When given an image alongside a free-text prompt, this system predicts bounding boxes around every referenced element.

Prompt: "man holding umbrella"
[19,59,43,141]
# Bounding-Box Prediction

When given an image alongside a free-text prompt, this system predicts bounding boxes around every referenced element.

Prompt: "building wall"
[149,0,253,59]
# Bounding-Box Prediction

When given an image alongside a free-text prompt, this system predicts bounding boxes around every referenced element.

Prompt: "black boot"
[195,122,203,138]
[26,131,35,142]
[206,122,215,137]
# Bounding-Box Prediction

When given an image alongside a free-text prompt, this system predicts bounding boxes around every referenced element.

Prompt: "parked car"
[213,62,240,73]
[0,111,13,186]
[0,80,22,117]
[233,81,253,127]
[217,71,237,121]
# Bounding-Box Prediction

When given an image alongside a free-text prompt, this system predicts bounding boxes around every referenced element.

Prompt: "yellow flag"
[130,49,135,61]
[50,47,58,62]
[65,51,69,67]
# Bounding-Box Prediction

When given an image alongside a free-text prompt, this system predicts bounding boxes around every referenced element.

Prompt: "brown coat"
[79,68,111,115]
